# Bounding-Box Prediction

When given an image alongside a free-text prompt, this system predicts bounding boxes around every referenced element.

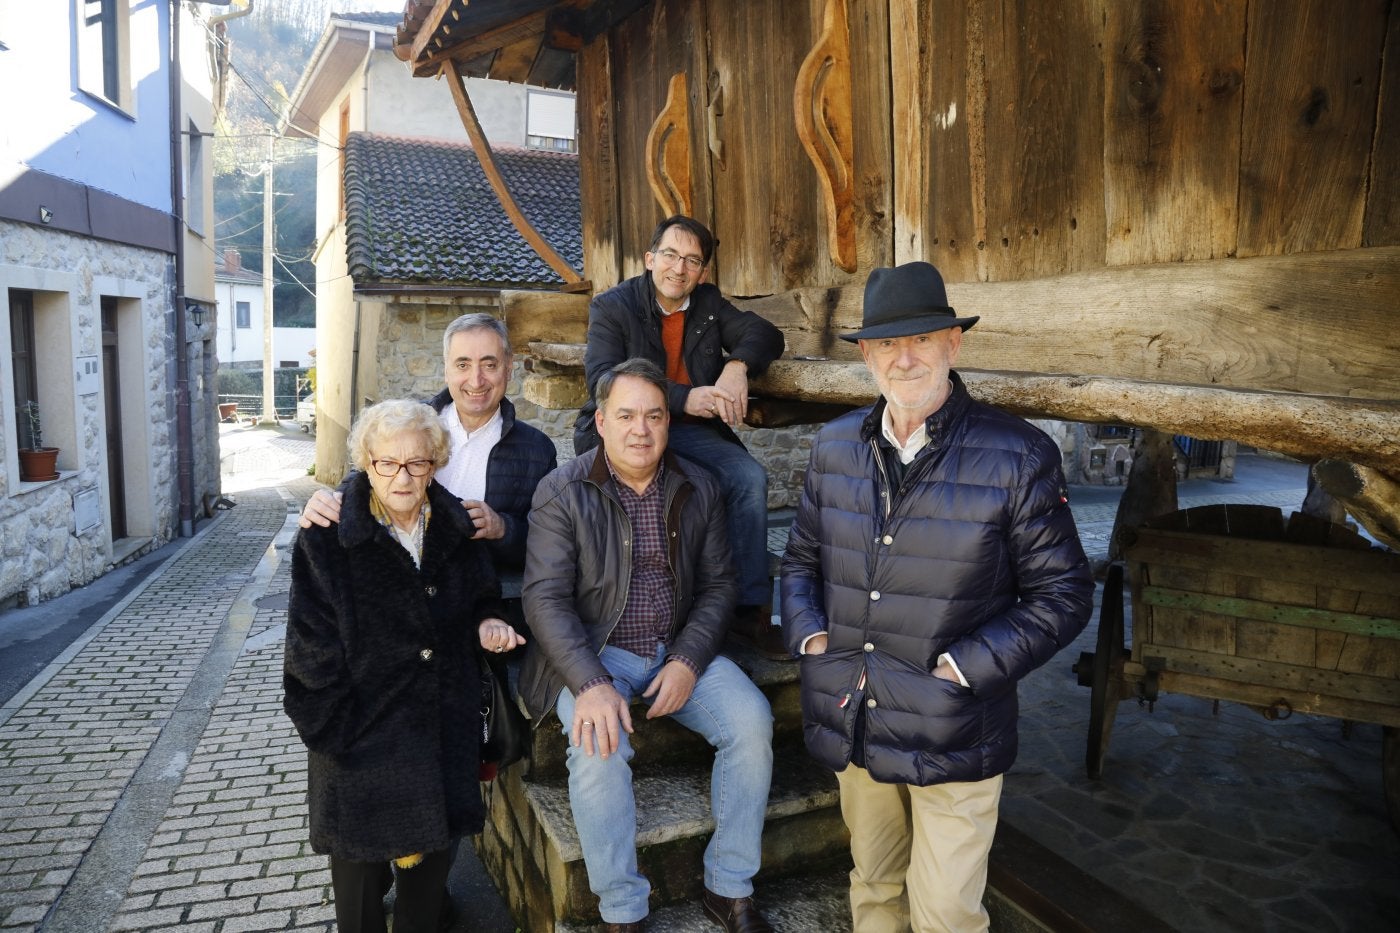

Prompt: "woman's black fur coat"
[284,472,504,862]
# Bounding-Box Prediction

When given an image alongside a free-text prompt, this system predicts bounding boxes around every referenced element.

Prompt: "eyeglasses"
[370,458,434,478]
[653,247,705,272]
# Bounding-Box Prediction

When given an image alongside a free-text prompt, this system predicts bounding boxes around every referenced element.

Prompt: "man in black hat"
[780,261,1094,931]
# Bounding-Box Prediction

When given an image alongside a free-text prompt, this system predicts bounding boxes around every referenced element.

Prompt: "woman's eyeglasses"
[370,459,434,478]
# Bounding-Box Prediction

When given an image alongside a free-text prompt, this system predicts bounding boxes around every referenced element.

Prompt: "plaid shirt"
[607,457,674,657]
[576,456,699,696]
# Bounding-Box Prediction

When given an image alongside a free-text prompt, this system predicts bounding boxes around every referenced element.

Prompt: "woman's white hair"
[346,400,450,472]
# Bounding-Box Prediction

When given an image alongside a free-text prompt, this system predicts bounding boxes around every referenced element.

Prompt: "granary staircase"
[480,564,1175,932]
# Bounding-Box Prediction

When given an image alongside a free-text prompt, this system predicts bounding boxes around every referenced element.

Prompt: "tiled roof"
[343,132,582,289]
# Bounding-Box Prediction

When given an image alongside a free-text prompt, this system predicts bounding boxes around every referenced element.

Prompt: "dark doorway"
[101,297,127,539]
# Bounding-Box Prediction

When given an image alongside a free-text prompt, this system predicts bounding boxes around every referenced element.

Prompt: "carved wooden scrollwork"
[646,72,694,217]
[794,0,856,272]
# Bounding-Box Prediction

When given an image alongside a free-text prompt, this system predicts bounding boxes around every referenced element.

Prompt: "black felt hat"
[839,261,979,342]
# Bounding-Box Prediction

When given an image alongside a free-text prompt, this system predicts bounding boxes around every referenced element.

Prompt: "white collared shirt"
[880,404,929,465]
[434,405,503,501]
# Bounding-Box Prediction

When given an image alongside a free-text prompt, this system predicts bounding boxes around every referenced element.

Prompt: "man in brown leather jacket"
[521,358,775,933]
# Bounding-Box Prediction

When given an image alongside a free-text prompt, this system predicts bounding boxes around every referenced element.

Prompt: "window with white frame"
[526,89,577,153]
[76,0,132,112]
[235,301,250,329]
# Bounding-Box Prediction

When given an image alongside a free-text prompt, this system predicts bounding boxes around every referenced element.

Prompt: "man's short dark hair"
[648,215,718,267]
[596,358,668,409]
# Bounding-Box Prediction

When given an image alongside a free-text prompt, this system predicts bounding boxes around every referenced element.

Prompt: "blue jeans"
[555,644,774,924]
[668,423,771,606]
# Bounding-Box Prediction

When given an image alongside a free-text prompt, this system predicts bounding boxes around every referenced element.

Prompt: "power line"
[274,254,318,298]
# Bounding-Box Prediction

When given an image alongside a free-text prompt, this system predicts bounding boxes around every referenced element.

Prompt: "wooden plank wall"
[1366,3,1400,245]
[606,0,714,284]
[576,35,621,290]
[1103,0,1245,266]
[1237,0,1389,256]
[587,0,1399,293]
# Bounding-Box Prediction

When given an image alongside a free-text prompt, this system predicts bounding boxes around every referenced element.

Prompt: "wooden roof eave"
[396,0,653,88]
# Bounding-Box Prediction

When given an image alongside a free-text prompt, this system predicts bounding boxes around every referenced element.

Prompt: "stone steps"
[482,642,835,929]
[554,864,854,933]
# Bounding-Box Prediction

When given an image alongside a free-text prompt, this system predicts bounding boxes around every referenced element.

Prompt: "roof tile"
[342,132,582,288]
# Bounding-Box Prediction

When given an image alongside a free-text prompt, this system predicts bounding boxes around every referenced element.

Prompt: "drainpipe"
[350,299,362,420]
[169,0,195,537]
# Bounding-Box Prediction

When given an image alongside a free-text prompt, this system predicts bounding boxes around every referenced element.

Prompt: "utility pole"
[261,132,276,423]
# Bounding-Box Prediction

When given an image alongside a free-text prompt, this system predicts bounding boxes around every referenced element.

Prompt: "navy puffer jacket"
[781,372,1093,785]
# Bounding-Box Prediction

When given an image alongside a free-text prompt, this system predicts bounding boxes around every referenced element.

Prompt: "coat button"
[419,649,433,661]
[863,642,874,652]
[866,698,878,709]
[425,585,437,597]
[870,590,881,600]
[882,535,893,545]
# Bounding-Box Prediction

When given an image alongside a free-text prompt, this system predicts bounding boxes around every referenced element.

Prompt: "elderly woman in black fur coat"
[284,399,526,933]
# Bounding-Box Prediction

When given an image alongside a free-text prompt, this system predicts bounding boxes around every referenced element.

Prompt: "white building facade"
[0,0,224,606]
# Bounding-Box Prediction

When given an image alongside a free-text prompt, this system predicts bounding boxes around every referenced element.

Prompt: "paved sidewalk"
[0,481,311,931]
[1,433,1396,931]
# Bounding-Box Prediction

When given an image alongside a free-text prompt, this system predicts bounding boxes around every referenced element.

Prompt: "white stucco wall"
[0,0,172,212]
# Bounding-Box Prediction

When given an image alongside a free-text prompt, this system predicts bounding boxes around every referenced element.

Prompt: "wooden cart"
[1074,504,1400,828]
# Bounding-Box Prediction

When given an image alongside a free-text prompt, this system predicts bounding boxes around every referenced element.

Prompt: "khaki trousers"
[835,765,1003,933]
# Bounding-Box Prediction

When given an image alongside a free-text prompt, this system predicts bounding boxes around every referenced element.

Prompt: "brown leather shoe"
[728,605,793,660]
[603,922,645,932]
[701,888,773,933]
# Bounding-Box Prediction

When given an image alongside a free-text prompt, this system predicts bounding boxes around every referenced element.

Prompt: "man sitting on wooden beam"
[574,215,788,659]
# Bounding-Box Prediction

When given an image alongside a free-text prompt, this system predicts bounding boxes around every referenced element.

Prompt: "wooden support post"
[444,62,587,289]
[1108,430,1179,565]
[1313,460,1400,551]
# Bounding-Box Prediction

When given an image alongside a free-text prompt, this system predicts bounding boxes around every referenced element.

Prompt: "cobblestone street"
[0,425,1395,931]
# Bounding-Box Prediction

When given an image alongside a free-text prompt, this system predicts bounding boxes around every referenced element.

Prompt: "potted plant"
[18,401,59,481]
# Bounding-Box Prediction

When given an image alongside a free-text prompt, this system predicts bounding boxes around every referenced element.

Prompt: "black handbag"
[479,654,529,774]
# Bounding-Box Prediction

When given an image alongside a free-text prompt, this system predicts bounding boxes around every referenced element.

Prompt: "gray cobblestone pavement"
[1,427,1396,931]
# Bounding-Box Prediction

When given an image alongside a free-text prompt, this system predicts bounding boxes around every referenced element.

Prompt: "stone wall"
[0,221,201,606]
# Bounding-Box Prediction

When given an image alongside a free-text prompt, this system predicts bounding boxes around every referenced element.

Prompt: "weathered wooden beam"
[527,341,586,366]
[747,398,858,429]
[444,65,586,287]
[734,247,1400,401]
[504,339,1400,481]
[410,5,551,77]
[1313,460,1400,551]
[751,360,1400,474]
[501,295,591,349]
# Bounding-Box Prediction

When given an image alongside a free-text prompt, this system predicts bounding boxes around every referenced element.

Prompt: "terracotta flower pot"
[18,447,60,481]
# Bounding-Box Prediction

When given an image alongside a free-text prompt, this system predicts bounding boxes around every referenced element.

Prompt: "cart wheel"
[1086,562,1127,779]
[1385,726,1400,834]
